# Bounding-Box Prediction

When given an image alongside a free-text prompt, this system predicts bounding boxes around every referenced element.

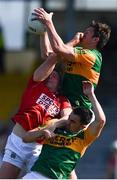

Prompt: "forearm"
[66,38,80,47]
[22,127,44,143]
[33,53,57,82]
[34,8,74,59]
[45,21,75,60]
[54,116,69,128]
[47,115,70,131]
[54,107,72,127]
[23,117,70,143]
[88,93,106,125]
[40,31,53,59]
[35,8,63,51]
[45,20,64,52]
[66,39,78,47]
[69,170,78,180]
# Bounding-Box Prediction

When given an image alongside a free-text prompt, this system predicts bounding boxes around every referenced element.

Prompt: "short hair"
[73,107,93,125]
[90,20,111,50]
[54,64,63,84]
[53,64,64,94]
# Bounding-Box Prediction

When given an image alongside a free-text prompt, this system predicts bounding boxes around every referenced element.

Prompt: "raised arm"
[83,81,106,137]
[33,52,57,82]
[40,31,53,60]
[34,8,81,60]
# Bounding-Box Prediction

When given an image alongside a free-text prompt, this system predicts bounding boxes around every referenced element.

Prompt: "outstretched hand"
[34,8,53,24]
[82,81,94,97]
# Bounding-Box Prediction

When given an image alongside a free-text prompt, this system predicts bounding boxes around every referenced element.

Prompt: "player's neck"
[49,86,57,93]
[83,43,97,50]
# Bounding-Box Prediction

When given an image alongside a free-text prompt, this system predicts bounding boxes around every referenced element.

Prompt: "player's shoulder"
[59,95,69,102]
[74,47,94,55]
[83,49,102,62]
[74,46,102,55]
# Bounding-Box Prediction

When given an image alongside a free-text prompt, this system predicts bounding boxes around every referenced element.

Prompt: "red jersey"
[12,77,71,131]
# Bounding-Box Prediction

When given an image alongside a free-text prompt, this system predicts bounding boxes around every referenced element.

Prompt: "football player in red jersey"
[0,53,72,179]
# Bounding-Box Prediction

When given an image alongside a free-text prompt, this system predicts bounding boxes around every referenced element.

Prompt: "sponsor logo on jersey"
[48,135,77,146]
[36,93,60,116]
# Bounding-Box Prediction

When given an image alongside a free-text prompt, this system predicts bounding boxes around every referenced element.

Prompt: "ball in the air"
[28,11,46,35]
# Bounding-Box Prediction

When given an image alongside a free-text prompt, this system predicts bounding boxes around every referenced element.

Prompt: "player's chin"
[80,39,84,44]
[66,123,71,130]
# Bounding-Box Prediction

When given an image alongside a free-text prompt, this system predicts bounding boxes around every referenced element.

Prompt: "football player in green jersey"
[22,81,106,179]
[33,8,111,109]
[31,9,110,178]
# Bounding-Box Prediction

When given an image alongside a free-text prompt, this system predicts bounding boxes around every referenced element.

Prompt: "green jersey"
[32,127,96,179]
[62,47,102,109]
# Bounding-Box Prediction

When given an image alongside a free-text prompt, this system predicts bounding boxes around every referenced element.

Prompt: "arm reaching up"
[83,81,106,137]
[40,31,53,60]
[33,52,57,82]
[34,8,79,60]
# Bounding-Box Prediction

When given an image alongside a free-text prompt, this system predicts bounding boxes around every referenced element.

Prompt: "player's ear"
[80,124,86,129]
[93,37,99,43]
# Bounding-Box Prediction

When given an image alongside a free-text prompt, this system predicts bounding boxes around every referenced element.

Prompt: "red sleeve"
[26,76,38,88]
[60,96,71,110]
[26,76,46,89]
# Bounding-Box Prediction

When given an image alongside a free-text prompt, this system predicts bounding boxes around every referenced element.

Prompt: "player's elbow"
[33,73,39,82]
[22,133,29,143]
[102,114,106,125]
[22,137,28,143]
[99,115,106,128]
[22,135,32,143]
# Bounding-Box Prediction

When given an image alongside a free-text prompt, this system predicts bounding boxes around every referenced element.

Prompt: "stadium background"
[0,0,117,178]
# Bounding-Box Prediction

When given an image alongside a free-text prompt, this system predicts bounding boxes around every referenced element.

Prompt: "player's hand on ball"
[28,9,46,35]
[34,8,53,24]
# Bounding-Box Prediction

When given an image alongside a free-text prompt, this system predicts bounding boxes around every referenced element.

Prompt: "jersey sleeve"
[84,128,97,146]
[26,76,38,88]
[74,47,96,67]
[26,75,43,89]
[60,96,72,110]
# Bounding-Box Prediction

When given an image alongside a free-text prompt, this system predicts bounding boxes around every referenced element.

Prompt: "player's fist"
[73,32,84,43]
[82,81,94,97]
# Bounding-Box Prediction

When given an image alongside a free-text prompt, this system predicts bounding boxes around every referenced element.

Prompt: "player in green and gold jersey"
[22,81,106,179]
[34,8,111,109]
[62,46,102,108]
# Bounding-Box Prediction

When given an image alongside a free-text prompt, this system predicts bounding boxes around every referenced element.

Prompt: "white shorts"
[3,132,42,172]
[23,171,50,179]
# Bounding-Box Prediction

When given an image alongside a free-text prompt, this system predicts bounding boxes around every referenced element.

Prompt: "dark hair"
[73,107,92,125]
[53,63,64,95]
[90,20,111,50]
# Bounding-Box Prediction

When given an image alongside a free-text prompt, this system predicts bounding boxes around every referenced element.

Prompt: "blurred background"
[0,0,117,178]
